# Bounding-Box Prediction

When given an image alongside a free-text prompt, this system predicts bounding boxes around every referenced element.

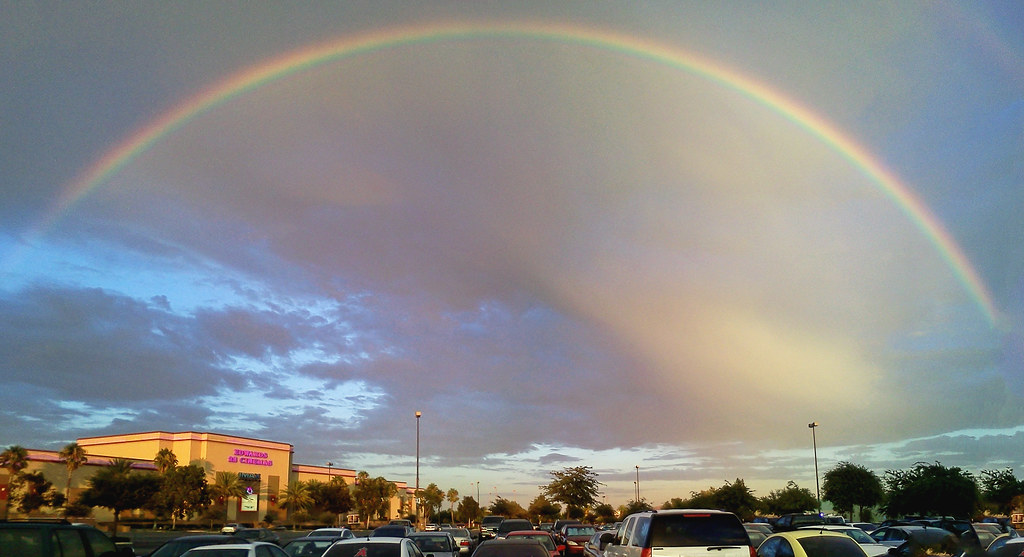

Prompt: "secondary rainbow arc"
[38,21,998,325]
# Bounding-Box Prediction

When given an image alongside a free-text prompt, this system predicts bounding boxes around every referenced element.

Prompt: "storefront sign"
[241,491,258,511]
[227,448,273,467]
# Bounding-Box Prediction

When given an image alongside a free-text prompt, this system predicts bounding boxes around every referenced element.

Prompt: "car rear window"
[326,544,402,557]
[649,514,749,547]
[795,536,867,557]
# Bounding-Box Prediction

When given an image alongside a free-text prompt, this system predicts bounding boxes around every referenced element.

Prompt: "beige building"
[1,430,413,526]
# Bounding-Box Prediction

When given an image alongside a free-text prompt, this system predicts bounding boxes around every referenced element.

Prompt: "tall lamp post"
[635,465,640,502]
[808,422,820,515]
[416,411,422,529]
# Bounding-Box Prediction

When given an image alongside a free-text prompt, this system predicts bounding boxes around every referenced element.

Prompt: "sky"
[2,2,1024,508]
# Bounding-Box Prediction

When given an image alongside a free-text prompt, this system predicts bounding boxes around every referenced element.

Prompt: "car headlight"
[568,541,580,546]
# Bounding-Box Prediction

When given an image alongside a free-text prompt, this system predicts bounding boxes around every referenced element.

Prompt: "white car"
[408,532,459,557]
[221,523,243,534]
[323,537,426,557]
[798,525,889,556]
[183,542,288,557]
[308,528,356,540]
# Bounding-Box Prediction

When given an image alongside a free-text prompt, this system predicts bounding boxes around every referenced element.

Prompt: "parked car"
[222,523,244,534]
[745,525,769,548]
[797,525,887,556]
[849,523,878,533]
[373,525,417,538]
[480,517,506,541]
[604,509,752,557]
[442,527,475,555]
[409,531,460,557]
[148,535,250,557]
[557,526,596,557]
[504,530,564,557]
[497,520,535,539]
[308,528,356,540]
[869,525,948,548]
[235,527,282,545]
[773,514,826,532]
[182,543,288,557]
[988,536,1024,557]
[471,539,551,557]
[324,537,425,557]
[425,524,442,532]
[582,531,614,557]
[757,531,868,557]
[0,520,133,557]
[284,536,346,557]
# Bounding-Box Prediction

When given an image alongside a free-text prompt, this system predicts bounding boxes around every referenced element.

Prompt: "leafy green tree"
[759,481,817,515]
[279,481,313,521]
[528,494,562,522]
[457,496,481,525]
[153,448,178,475]
[16,471,63,514]
[58,442,88,504]
[714,479,759,520]
[447,488,460,519]
[619,498,654,516]
[419,483,445,522]
[542,466,602,517]
[1,445,30,519]
[319,478,353,526]
[662,497,686,509]
[489,496,527,518]
[152,464,211,528]
[593,503,617,524]
[980,468,1024,515]
[353,472,397,527]
[79,459,161,534]
[822,462,883,520]
[882,462,979,519]
[209,471,246,523]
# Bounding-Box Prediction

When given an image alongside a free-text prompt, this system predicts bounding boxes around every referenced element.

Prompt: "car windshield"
[839,529,874,544]
[186,551,250,557]
[286,540,337,557]
[649,515,748,547]
[566,528,595,537]
[510,534,555,550]
[412,536,452,552]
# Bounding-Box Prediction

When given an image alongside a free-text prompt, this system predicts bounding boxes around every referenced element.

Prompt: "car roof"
[771,531,851,540]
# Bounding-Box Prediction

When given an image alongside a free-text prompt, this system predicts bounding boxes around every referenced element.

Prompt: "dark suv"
[604,510,753,557]
[0,520,133,557]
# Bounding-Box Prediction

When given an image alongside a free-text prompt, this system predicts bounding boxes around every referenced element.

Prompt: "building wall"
[2,431,413,525]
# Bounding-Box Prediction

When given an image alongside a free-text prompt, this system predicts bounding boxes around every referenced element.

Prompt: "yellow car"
[757,530,869,557]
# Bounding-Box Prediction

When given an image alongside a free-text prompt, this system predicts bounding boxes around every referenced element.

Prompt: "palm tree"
[278,481,312,524]
[447,488,459,522]
[1,445,30,519]
[58,442,88,503]
[209,471,246,524]
[153,448,178,475]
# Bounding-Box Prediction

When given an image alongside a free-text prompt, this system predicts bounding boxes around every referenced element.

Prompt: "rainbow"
[38,21,999,324]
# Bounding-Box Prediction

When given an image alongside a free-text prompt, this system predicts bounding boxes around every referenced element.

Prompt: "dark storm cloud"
[0,284,230,401]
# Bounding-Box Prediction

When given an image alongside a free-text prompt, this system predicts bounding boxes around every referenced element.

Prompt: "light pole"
[416,411,422,529]
[809,422,820,515]
[635,465,640,502]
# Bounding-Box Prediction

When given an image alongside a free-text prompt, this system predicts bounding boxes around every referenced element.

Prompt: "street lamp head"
[808,422,818,428]
[416,411,422,418]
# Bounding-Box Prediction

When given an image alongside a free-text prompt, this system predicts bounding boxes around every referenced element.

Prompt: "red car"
[506,531,565,557]
[557,525,597,557]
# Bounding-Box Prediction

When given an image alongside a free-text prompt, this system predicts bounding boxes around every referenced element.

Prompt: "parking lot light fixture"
[809,422,820,515]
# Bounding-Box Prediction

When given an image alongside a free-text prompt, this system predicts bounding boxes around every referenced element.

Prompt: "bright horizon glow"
[32,21,998,326]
